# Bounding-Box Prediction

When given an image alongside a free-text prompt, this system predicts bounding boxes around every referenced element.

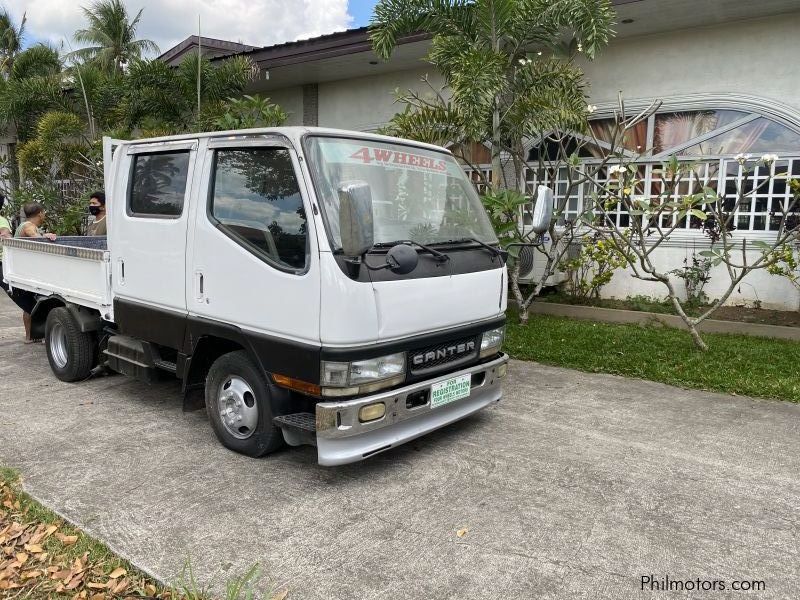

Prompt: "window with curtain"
[494,106,800,233]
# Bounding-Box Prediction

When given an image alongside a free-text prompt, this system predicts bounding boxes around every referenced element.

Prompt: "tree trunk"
[509,260,526,323]
[492,103,502,188]
[664,281,708,351]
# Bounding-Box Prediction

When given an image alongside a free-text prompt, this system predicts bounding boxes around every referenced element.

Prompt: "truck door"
[110,140,199,347]
[187,138,320,356]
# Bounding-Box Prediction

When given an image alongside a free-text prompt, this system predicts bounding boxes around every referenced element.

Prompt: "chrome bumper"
[315,353,509,466]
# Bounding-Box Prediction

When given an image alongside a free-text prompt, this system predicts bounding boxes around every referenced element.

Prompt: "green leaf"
[689,209,707,221]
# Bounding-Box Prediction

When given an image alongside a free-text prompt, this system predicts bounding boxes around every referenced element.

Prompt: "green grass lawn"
[505,313,800,402]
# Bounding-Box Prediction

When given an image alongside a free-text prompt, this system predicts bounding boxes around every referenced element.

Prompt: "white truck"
[1,128,511,465]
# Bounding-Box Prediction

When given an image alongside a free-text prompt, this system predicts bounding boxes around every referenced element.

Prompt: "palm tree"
[0,44,64,142]
[120,53,259,133]
[0,9,26,75]
[371,0,615,185]
[70,0,159,74]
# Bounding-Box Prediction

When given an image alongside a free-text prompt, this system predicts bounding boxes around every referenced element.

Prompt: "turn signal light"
[272,374,321,396]
[358,402,386,423]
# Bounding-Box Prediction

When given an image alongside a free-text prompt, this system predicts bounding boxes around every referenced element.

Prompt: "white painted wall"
[580,12,800,113]
[602,244,800,311]
[318,68,445,132]
[265,86,303,126]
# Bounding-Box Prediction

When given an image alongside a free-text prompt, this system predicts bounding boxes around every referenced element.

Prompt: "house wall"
[577,12,800,310]
[265,86,304,126]
[318,68,445,132]
[260,14,800,310]
[580,12,800,113]
[603,246,800,311]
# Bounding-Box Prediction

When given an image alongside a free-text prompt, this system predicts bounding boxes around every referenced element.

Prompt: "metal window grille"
[463,166,493,195]
[467,156,800,234]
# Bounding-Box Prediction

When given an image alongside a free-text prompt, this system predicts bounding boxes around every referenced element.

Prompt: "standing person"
[87,191,107,236]
[13,202,56,343]
[0,194,12,296]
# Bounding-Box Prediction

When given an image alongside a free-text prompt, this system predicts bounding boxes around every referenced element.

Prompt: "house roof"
[214,26,430,70]
[207,0,800,90]
[159,35,258,65]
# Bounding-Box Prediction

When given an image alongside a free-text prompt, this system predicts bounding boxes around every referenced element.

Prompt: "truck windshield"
[305,136,498,250]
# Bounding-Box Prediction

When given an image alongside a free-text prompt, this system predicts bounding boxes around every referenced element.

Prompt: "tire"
[45,307,96,382]
[205,350,284,457]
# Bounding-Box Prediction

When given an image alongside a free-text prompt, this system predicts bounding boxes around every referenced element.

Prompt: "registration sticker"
[430,374,472,408]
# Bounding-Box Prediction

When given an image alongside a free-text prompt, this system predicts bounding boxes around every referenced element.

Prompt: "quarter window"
[210,148,307,271]
[129,151,190,217]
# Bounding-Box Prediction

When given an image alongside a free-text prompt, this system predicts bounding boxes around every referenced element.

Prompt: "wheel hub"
[49,322,68,369]
[218,376,258,439]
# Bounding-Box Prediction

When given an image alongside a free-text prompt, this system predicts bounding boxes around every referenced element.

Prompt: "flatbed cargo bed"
[1,236,112,316]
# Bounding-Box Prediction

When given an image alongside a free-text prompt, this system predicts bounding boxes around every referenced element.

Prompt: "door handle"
[118,258,125,285]
[194,270,205,302]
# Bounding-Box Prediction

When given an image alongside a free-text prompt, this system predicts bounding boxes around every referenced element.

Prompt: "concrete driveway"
[0,294,798,599]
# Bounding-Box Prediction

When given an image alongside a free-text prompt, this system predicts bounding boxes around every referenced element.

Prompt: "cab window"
[210,148,307,271]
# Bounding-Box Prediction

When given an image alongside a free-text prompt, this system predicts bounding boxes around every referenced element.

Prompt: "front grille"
[409,336,479,375]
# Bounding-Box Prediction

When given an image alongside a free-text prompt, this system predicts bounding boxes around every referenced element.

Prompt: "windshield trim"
[301,132,497,252]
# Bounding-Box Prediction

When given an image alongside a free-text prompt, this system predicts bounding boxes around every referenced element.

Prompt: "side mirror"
[338,181,375,257]
[531,185,554,234]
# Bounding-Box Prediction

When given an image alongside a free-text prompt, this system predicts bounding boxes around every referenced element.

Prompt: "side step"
[273,413,316,432]
[273,413,316,447]
[153,359,177,374]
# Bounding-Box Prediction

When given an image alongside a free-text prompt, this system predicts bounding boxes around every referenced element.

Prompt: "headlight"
[480,326,505,358]
[321,352,406,397]
[350,353,405,385]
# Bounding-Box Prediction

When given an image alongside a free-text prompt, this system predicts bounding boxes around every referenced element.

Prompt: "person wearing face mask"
[87,191,107,236]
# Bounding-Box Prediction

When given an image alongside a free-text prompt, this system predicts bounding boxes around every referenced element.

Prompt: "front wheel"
[205,350,284,457]
[45,307,96,382]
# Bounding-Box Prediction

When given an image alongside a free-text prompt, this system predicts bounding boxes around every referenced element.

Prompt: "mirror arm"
[344,256,363,278]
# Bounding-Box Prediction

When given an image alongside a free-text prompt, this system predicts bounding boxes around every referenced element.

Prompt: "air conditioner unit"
[516,234,569,286]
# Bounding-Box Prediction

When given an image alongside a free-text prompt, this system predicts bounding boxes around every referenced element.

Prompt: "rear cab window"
[128,151,191,217]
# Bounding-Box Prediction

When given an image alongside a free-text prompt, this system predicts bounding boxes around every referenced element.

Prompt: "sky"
[11,0,380,54]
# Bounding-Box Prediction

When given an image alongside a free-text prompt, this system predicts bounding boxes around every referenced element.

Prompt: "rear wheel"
[45,307,95,382]
[205,350,284,457]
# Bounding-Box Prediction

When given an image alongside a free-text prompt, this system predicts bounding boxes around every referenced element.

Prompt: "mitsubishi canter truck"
[1,128,511,465]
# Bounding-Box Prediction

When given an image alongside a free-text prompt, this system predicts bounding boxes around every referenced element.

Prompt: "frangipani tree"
[576,102,800,350]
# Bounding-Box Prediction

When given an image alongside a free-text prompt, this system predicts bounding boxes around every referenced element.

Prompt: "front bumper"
[315,353,509,466]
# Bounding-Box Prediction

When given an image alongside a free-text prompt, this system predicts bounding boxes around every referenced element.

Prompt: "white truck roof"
[109,127,452,155]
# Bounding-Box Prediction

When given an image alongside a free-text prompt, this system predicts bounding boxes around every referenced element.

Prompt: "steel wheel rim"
[218,375,259,439]
[49,322,68,369]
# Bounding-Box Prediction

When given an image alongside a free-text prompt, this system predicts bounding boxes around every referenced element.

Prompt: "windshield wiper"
[372,240,450,262]
[430,237,504,259]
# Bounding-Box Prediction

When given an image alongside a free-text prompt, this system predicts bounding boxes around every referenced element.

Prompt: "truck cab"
[2,127,509,465]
